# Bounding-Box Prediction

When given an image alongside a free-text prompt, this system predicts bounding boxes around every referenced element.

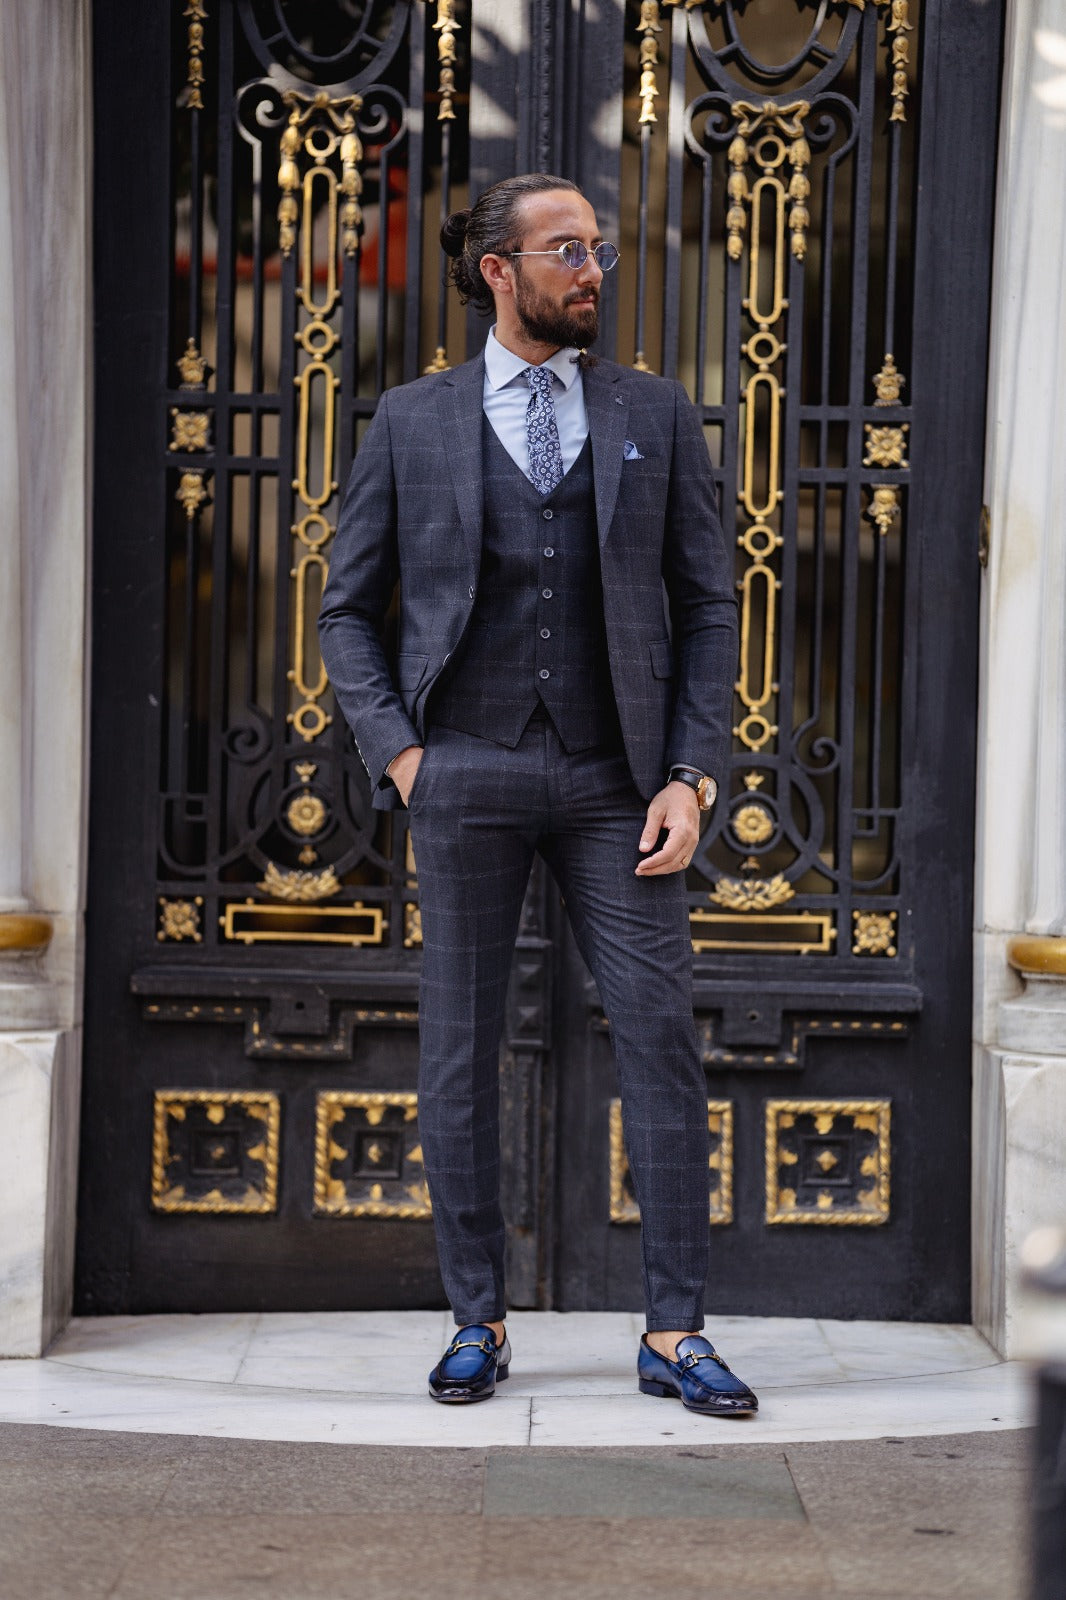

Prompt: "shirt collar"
[484,326,582,393]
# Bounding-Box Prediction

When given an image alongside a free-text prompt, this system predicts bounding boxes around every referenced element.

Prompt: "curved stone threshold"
[0,1311,1029,1447]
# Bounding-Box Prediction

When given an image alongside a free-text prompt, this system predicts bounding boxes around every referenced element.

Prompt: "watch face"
[696,777,715,810]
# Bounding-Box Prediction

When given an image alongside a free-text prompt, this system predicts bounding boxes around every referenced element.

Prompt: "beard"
[513,269,600,348]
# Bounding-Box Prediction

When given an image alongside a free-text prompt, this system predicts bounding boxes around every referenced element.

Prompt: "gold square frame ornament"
[151,1091,281,1214]
[609,1099,733,1225]
[314,1091,432,1218]
[765,1098,891,1225]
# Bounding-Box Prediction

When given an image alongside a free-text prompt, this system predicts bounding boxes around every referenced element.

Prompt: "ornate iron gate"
[79,0,1001,1318]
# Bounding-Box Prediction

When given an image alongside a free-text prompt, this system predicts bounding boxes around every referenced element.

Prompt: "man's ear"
[479,253,513,297]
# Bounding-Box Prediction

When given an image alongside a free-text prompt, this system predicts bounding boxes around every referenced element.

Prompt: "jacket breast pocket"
[396,652,429,692]
[649,638,674,680]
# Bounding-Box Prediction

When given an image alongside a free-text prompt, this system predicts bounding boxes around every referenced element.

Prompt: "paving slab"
[482,1451,805,1518]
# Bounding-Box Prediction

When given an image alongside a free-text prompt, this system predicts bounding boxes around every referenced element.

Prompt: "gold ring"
[681,857,689,866]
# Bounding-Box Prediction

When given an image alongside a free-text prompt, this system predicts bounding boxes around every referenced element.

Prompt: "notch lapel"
[584,362,630,547]
[438,354,486,572]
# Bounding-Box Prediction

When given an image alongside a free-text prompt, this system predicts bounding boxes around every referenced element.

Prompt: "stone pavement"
[0,1427,1032,1599]
[0,1313,1037,1598]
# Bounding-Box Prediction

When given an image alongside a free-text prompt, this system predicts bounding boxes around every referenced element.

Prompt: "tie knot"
[525,364,554,399]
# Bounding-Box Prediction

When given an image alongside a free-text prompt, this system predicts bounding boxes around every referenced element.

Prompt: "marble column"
[972,0,1066,1356]
[0,2,91,1355]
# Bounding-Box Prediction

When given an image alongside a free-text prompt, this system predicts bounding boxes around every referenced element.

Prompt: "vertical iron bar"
[403,2,426,383]
[694,152,711,408]
[246,468,261,708]
[250,137,264,393]
[883,122,901,357]
[660,5,687,382]
[436,119,452,358]
[634,125,651,367]
[375,148,390,398]
[206,1,236,891]
[189,111,203,342]
[868,514,887,820]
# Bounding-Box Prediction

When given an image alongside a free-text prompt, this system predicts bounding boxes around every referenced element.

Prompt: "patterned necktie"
[524,364,564,495]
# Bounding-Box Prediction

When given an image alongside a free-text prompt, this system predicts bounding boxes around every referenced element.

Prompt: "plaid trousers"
[408,710,710,1331]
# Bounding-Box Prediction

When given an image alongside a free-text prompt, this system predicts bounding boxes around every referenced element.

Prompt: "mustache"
[565,288,599,305]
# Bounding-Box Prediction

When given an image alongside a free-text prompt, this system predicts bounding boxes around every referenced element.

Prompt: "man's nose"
[576,251,603,287]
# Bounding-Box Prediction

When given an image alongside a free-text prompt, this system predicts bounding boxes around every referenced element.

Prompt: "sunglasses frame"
[506,239,620,272]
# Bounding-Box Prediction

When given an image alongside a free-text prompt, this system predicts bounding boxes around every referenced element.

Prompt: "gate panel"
[555,0,1001,1319]
[78,0,487,1312]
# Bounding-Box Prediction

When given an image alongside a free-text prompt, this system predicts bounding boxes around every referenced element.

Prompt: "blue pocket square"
[623,439,644,461]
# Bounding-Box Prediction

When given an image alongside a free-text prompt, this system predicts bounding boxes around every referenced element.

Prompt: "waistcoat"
[430,423,620,750]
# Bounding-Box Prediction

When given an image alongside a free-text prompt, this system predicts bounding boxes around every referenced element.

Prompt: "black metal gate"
[78,0,1002,1319]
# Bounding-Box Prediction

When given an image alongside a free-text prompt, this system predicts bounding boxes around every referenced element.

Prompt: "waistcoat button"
[540,628,551,639]
[542,588,553,599]
[539,669,550,680]
[543,509,553,520]
[543,547,554,558]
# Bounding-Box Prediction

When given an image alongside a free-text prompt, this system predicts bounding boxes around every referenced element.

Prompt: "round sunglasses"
[506,239,620,272]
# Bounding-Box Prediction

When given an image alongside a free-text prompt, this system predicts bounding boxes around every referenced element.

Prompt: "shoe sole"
[639,1376,757,1417]
[429,1364,509,1403]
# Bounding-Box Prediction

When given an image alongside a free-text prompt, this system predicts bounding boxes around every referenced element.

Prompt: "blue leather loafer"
[428,1324,511,1403]
[638,1333,758,1417]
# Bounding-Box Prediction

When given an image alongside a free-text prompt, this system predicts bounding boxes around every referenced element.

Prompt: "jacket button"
[468,586,475,598]
[543,509,553,520]
[540,628,551,639]
[443,653,451,665]
[539,669,550,680]
[543,547,554,558]
[542,588,553,599]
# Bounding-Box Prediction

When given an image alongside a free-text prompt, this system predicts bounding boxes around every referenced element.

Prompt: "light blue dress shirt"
[482,326,589,481]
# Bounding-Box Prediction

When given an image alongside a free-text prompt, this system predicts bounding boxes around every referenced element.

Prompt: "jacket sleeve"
[317,392,420,790]
[662,380,739,788]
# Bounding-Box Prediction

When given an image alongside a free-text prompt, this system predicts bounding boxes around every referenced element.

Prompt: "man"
[318,173,756,1418]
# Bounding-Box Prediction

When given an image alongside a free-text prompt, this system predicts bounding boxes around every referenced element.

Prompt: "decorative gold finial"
[182,2,207,111]
[866,485,901,537]
[428,0,462,122]
[872,353,905,406]
[176,471,209,521]
[637,3,663,126]
[177,338,208,388]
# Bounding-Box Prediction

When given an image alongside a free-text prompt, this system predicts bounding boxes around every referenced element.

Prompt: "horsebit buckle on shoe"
[680,1349,728,1372]
[447,1338,496,1357]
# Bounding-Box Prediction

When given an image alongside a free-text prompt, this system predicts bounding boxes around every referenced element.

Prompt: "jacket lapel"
[584,361,630,546]
[438,354,486,571]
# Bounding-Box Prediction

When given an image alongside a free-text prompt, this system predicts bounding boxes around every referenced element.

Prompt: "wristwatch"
[668,765,717,811]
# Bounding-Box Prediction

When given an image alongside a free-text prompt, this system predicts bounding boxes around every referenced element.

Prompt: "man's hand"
[635,780,700,876]
[387,744,423,806]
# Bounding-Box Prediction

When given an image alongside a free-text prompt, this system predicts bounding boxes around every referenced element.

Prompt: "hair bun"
[440,208,472,258]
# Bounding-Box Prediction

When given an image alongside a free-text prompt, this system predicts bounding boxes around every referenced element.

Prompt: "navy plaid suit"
[319,353,738,1329]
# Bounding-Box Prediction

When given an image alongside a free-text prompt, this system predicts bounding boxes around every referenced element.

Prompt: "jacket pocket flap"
[649,638,674,679]
[396,651,429,690]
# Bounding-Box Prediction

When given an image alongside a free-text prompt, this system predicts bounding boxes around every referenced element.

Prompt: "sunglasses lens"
[560,241,588,268]
[594,242,620,271]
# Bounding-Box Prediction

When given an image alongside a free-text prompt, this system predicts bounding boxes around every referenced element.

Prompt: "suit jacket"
[318,353,738,809]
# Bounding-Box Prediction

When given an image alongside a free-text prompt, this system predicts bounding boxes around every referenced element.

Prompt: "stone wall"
[972,0,1066,1355]
[0,1,91,1355]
